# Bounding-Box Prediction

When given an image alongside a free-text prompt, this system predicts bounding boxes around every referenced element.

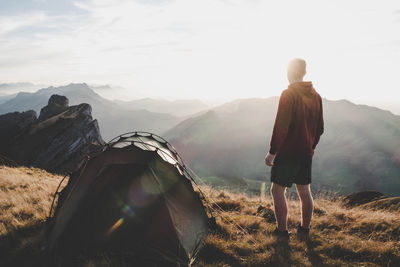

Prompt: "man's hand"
[265,152,276,166]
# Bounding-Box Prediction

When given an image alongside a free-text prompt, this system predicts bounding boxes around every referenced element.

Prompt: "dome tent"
[47,132,210,266]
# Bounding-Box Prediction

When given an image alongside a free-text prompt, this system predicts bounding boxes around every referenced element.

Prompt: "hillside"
[0,82,43,95]
[0,83,181,140]
[114,98,208,117]
[165,98,400,196]
[0,166,399,266]
[0,93,17,105]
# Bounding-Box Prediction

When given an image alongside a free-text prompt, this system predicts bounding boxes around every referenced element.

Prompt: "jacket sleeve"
[312,96,324,149]
[269,90,293,154]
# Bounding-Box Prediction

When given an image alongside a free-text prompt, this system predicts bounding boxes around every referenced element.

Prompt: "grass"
[0,166,63,266]
[0,165,399,266]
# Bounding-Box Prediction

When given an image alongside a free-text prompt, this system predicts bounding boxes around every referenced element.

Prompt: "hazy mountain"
[0,83,181,141]
[114,98,208,117]
[0,82,45,94]
[89,84,139,101]
[165,98,400,196]
[0,83,112,114]
[0,94,17,105]
[364,101,400,116]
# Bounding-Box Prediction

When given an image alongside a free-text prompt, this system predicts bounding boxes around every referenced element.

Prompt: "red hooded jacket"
[269,81,324,156]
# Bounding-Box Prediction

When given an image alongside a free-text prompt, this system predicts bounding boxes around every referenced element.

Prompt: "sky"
[0,0,400,111]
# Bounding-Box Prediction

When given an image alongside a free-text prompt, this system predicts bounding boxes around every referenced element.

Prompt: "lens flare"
[107,217,124,235]
[123,204,134,216]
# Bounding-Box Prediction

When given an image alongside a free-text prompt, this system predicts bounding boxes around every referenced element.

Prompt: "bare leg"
[296,184,313,229]
[270,183,288,231]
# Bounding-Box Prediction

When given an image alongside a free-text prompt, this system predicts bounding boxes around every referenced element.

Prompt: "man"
[265,58,324,238]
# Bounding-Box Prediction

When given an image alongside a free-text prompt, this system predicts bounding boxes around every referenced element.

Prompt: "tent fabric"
[47,132,209,265]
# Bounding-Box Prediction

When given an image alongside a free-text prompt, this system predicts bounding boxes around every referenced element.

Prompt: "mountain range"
[114,98,208,117]
[165,98,400,196]
[0,82,44,94]
[1,83,399,195]
[0,83,186,141]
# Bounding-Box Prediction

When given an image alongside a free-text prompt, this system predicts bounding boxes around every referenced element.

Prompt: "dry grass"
[0,166,399,266]
[198,187,400,267]
[0,166,61,234]
[0,166,63,266]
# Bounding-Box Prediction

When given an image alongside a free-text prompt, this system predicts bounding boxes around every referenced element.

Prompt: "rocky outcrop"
[0,110,36,142]
[0,95,105,173]
[38,94,69,122]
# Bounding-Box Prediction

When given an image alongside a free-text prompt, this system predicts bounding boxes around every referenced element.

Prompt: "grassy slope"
[0,166,61,235]
[0,166,399,267]
[198,189,400,267]
[0,166,63,266]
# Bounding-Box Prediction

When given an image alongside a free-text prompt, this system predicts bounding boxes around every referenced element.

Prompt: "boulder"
[38,94,69,122]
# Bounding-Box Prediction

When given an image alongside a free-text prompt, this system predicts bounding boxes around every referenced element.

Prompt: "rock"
[342,191,387,207]
[0,110,37,147]
[38,94,69,122]
[0,95,105,173]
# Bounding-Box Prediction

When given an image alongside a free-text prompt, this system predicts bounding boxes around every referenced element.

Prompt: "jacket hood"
[288,81,316,97]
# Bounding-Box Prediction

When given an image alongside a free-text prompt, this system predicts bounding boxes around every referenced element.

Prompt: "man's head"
[287,58,306,84]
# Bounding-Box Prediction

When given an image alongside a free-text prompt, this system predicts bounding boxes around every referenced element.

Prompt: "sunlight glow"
[0,0,399,105]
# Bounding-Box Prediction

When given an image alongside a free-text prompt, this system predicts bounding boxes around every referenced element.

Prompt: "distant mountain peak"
[0,82,35,88]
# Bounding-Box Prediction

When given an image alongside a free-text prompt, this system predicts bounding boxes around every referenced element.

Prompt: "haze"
[0,0,400,113]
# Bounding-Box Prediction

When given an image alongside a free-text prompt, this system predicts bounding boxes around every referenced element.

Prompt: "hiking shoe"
[272,228,290,238]
[297,224,310,235]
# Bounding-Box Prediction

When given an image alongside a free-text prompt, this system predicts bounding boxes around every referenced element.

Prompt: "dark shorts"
[271,154,312,188]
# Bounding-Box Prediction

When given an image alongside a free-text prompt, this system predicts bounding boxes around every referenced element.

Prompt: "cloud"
[0,12,46,35]
[1,0,400,102]
[0,0,86,16]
